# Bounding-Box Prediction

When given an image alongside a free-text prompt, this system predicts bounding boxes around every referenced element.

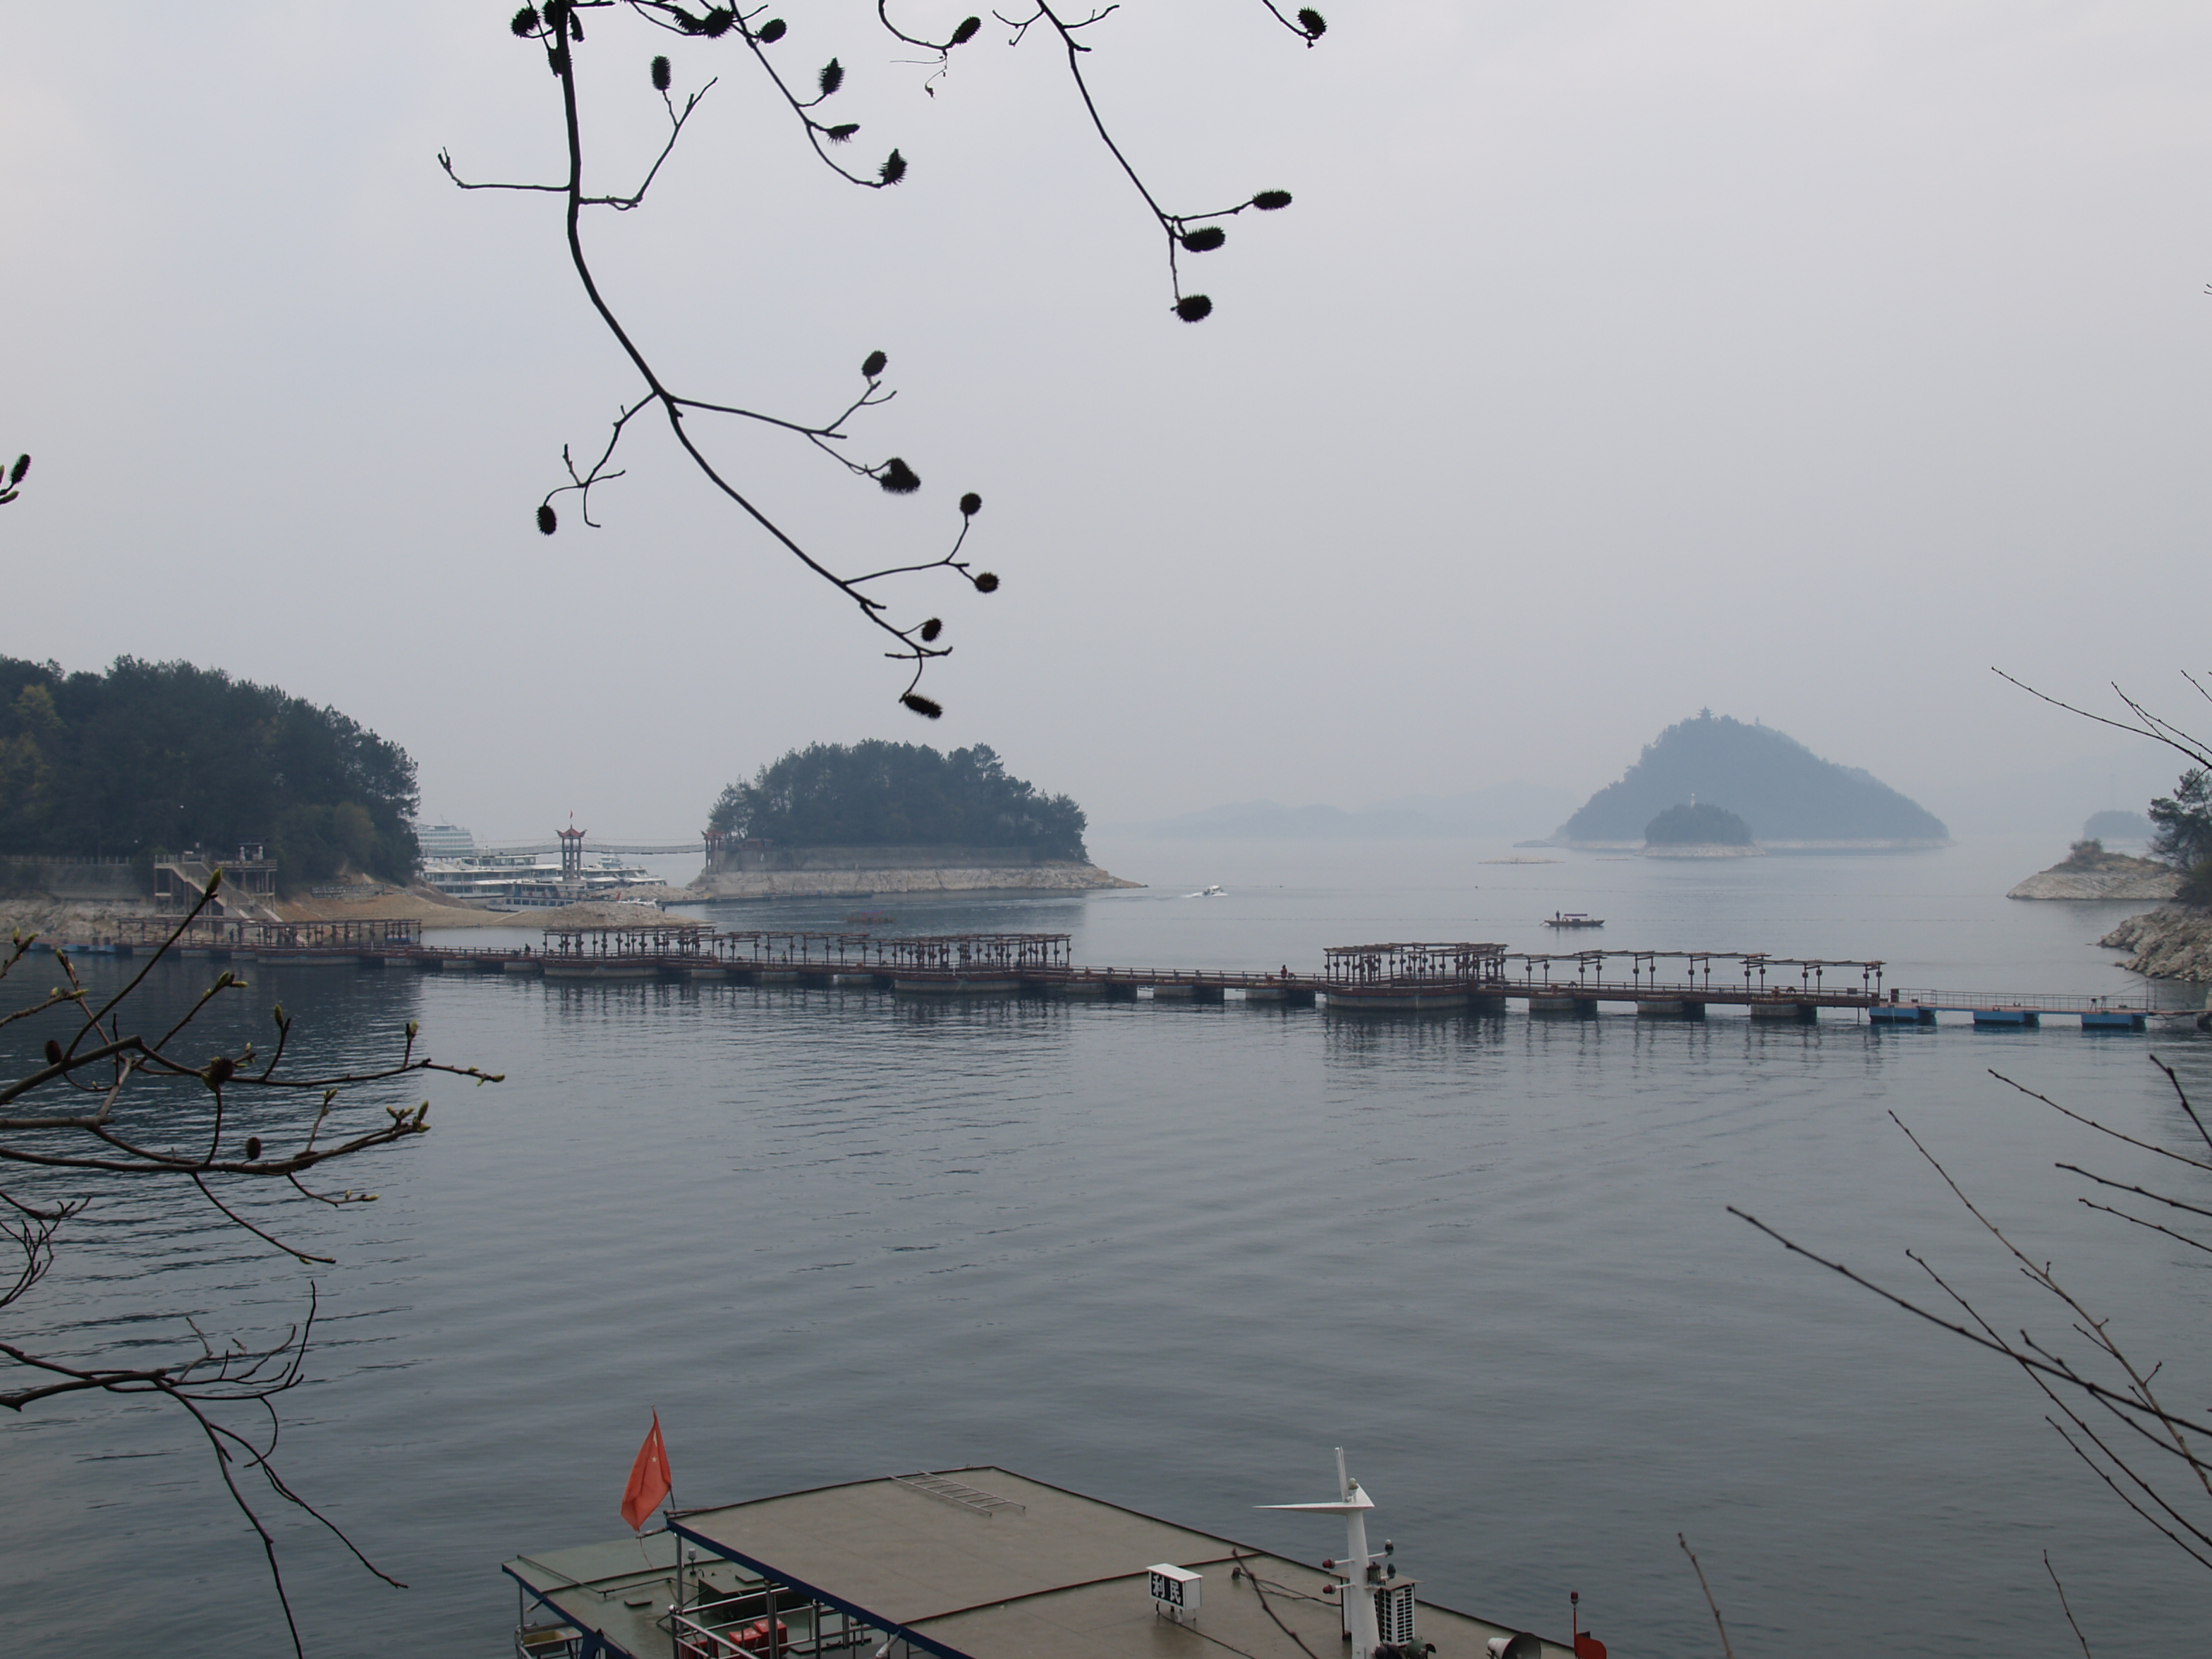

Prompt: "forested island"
[696,741,1132,899]
[1557,711,1948,846]
[0,655,418,889]
[710,741,1088,858]
[1642,801,1761,856]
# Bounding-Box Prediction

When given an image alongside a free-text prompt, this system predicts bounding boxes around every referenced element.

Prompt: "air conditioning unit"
[1148,1564,1202,1623]
[1375,1579,1417,1646]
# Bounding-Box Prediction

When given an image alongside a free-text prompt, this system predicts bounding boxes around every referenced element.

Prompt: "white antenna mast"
[1257,1447,1382,1658]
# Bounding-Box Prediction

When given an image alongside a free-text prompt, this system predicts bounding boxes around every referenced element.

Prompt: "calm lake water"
[4,834,2209,1657]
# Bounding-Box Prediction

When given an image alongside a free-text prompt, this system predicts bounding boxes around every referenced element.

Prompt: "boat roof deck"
[648,1467,1574,1659]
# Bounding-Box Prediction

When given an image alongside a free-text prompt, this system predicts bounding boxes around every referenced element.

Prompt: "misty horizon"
[6,7,2206,837]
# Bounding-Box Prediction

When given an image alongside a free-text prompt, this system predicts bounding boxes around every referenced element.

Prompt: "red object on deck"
[1573,1635,1607,1659]
[621,1411,673,1531]
[678,1618,788,1659]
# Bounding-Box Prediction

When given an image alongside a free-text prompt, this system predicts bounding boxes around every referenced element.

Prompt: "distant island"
[694,741,1135,899]
[2083,808,2154,844]
[1643,801,1761,858]
[1555,711,1949,849]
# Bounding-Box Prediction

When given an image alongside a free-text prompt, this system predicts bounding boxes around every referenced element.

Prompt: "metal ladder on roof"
[888,1473,1026,1519]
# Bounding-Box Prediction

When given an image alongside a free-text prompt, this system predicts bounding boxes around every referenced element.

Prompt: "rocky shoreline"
[2098,907,2212,981]
[688,863,1141,901]
[0,863,1146,944]
[2007,846,2180,901]
[2010,868,2182,900]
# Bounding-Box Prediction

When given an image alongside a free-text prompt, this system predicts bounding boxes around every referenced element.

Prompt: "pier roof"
[667,1467,1573,1659]
[506,1469,1579,1659]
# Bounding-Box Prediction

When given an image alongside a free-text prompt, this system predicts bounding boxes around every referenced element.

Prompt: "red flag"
[620,1411,672,1531]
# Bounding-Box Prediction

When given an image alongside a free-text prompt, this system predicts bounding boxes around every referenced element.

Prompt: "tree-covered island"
[1644,801,1755,846]
[0,656,419,890]
[1558,710,1948,846]
[695,742,1130,899]
[709,741,1088,862]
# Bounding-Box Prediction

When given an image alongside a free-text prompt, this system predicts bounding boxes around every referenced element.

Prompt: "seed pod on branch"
[1180,226,1226,253]
[205,1055,236,1088]
[43,1039,61,1066]
[877,457,921,494]
[972,571,999,592]
[920,618,943,642]
[1174,294,1214,322]
[702,8,734,37]
[245,1136,262,1162]
[1252,189,1292,210]
[879,150,907,186]
[959,492,981,516]
[756,17,786,42]
[901,693,944,719]
[510,6,540,37]
[536,503,559,535]
[11,456,29,485]
[951,16,982,45]
[1297,8,1327,37]
[819,58,844,97]
[862,350,888,378]
[651,55,672,91]
[826,123,859,142]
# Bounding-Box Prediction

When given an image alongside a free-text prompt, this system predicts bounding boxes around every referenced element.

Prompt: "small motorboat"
[1543,911,1604,928]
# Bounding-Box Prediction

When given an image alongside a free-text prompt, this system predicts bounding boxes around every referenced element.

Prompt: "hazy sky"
[4,3,2206,839]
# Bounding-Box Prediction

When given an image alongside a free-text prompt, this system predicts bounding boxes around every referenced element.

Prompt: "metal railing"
[1888,988,2163,1013]
[673,1609,771,1659]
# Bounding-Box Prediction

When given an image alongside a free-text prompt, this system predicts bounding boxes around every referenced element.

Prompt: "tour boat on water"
[1543,912,1604,929]
[502,1451,1596,1659]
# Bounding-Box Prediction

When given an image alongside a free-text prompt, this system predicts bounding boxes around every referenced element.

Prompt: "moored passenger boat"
[502,1454,1590,1659]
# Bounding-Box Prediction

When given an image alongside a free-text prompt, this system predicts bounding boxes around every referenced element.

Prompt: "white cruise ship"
[413,822,660,909]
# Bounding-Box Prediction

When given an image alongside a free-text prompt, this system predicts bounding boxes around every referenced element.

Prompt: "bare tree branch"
[2043,1550,2095,1658]
[439,0,1317,712]
[1992,668,2212,773]
[2,877,499,1650]
[1734,1059,2212,1581]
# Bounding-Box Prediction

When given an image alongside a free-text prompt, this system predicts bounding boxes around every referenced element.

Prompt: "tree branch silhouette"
[439,1,1320,715]
[1734,1059,2212,1606]
[1992,667,2212,773]
[1,873,503,1655]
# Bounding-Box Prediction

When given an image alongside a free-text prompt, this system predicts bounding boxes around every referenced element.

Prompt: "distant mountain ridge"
[1558,712,1947,845]
[1126,783,1578,841]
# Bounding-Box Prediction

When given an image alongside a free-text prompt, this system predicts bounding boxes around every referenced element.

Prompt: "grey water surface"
[4,836,2208,1657]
